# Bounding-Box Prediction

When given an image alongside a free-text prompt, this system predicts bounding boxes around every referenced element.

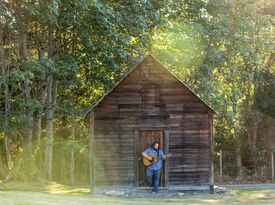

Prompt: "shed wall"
[92,56,213,187]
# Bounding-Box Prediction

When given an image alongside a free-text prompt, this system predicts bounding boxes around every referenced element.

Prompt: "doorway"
[137,130,166,187]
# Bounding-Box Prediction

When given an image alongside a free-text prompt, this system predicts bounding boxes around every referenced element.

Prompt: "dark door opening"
[137,130,166,187]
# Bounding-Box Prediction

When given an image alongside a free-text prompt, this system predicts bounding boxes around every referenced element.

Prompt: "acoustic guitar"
[143,154,172,166]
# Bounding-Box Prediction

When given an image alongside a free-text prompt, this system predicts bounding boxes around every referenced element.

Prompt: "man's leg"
[153,169,161,193]
[146,167,153,189]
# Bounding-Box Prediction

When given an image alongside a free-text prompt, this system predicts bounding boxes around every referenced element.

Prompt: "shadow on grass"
[0,181,90,195]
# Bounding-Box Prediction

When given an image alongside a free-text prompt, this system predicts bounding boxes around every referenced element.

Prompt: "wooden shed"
[88,55,215,193]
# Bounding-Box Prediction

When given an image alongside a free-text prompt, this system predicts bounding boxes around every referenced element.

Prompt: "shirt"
[144,147,165,170]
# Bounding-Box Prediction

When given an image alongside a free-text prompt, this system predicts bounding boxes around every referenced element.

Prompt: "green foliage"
[0,0,274,183]
[255,71,275,118]
[151,0,274,178]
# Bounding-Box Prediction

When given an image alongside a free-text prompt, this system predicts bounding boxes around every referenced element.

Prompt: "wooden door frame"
[134,128,169,188]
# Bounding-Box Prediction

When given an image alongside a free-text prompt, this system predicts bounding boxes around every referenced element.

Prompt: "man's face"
[154,143,159,150]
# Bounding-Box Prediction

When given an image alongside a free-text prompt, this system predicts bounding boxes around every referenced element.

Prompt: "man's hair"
[151,141,160,149]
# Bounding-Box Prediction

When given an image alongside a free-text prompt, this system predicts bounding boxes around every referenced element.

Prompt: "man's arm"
[142,151,153,161]
[160,150,166,160]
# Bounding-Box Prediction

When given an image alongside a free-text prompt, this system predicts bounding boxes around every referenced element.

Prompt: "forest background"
[0,0,274,185]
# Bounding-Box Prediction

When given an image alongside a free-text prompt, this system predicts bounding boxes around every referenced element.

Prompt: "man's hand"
[142,152,153,162]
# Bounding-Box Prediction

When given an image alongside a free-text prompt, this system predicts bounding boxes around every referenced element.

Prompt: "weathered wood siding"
[92,56,214,187]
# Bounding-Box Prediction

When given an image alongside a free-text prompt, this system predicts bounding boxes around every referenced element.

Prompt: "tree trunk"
[69,123,75,185]
[0,28,12,170]
[44,74,59,180]
[44,23,60,181]
[34,21,47,157]
[232,103,244,177]
[4,138,12,168]
[24,79,34,153]
[234,127,244,177]
[0,155,7,178]
[4,29,44,183]
[267,116,275,154]
[0,39,8,176]
[250,121,258,168]
[4,69,12,167]
[35,109,43,155]
[60,149,66,183]
[44,75,54,181]
[21,30,33,153]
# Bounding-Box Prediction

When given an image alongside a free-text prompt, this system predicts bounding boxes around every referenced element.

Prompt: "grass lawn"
[0,183,275,205]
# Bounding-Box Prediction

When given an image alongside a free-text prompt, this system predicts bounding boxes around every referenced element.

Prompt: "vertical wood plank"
[272,151,274,183]
[164,130,169,187]
[134,129,139,187]
[208,112,214,194]
[90,111,95,193]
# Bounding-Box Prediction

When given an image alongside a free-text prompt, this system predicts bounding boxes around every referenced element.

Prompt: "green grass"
[0,183,275,205]
[232,188,267,196]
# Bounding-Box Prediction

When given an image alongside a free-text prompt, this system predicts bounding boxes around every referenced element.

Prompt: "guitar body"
[143,154,158,166]
[142,154,172,166]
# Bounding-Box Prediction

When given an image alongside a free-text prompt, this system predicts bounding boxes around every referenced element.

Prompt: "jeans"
[146,167,161,193]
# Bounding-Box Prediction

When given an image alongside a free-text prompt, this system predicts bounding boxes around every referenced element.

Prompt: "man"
[142,141,166,193]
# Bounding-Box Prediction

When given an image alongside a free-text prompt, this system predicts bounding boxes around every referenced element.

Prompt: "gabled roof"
[85,54,215,116]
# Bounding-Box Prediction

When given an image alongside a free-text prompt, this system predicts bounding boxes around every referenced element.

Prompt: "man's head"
[152,141,160,150]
